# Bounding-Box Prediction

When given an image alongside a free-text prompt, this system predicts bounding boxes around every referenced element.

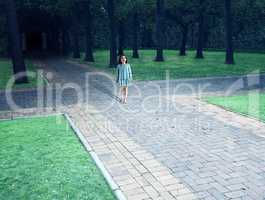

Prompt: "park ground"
[76,49,265,80]
[1,50,265,199]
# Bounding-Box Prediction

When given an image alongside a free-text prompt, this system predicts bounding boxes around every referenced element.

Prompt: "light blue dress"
[116,64,133,86]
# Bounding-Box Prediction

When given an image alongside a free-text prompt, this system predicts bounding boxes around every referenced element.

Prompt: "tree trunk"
[196,2,205,59]
[191,24,195,49]
[118,20,124,56]
[155,0,165,61]
[84,0,94,62]
[84,27,94,62]
[72,29,80,58]
[53,30,60,53]
[47,31,53,52]
[62,29,70,56]
[179,25,188,56]
[142,28,153,48]
[132,12,139,58]
[72,1,81,59]
[6,0,28,84]
[107,0,117,67]
[224,0,235,64]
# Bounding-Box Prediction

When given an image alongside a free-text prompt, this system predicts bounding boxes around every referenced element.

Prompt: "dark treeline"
[0,0,264,77]
[1,0,264,53]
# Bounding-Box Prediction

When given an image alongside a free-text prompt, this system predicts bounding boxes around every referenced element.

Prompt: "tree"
[115,0,144,58]
[132,11,139,58]
[118,19,125,55]
[62,21,71,56]
[72,0,81,59]
[107,0,117,67]
[83,0,95,62]
[165,0,195,56]
[155,0,165,61]
[51,0,74,55]
[6,0,28,84]
[224,0,234,64]
[179,24,189,56]
[115,0,137,57]
[195,0,205,58]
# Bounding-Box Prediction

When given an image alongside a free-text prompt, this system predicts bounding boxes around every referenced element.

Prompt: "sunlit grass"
[0,115,116,200]
[205,91,265,122]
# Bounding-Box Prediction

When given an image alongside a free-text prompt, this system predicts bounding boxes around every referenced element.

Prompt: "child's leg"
[124,86,128,103]
[122,87,127,103]
[119,86,124,102]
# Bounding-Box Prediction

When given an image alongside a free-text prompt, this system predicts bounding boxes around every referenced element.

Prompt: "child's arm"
[128,64,133,80]
[116,65,119,83]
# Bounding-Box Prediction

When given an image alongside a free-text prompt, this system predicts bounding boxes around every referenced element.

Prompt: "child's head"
[118,55,128,64]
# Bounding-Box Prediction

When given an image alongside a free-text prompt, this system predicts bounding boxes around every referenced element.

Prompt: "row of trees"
[106,0,237,66]
[3,0,265,83]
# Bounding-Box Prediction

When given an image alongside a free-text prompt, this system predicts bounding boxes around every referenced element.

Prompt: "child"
[116,55,133,104]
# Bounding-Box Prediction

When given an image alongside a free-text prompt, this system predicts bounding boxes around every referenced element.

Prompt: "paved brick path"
[1,59,265,200]
[104,97,265,200]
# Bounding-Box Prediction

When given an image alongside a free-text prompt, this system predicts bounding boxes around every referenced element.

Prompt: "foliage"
[0,0,264,52]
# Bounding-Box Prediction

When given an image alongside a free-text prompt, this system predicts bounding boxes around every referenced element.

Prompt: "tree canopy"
[0,0,264,57]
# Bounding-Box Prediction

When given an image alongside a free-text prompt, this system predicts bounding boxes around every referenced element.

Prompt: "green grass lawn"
[74,49,265,81]
[0,59,43,90]
[0,115,116,200]
[205,91,265,122]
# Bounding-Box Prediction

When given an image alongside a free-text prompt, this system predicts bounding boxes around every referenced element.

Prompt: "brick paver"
[69,94,265,200]
[65,104,196,200]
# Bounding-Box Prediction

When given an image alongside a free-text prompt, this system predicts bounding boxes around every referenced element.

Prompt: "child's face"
[121,56,127,64]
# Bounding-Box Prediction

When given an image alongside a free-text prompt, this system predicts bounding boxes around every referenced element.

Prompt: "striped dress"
[116,64,133,86]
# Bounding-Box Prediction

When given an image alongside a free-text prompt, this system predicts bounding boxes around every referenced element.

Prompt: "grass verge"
[0,115,116,200]
[205,91,265,122]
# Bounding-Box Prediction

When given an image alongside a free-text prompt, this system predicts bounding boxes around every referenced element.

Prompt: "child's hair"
[118,55,128,64]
